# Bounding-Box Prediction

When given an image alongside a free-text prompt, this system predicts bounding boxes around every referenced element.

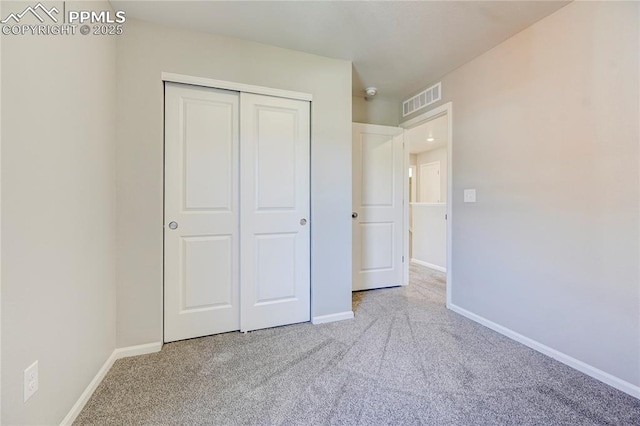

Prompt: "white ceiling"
[111,1,569,99]
[407,114,448,154]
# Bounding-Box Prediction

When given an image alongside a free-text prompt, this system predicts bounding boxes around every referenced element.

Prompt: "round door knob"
[300,218,307,226]
[352,212,358,219]
[168,221,178,230]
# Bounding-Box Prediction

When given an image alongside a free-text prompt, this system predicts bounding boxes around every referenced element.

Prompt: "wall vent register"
[402,82,441,117]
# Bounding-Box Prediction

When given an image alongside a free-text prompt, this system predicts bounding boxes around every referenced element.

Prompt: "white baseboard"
[448,303,640,400]
[312,311,354,325]
[113,341,163,359]
[60,342,163,426]
[411,258,446,273]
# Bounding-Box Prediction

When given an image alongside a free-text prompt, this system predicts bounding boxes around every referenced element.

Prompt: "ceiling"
[407,115,448,154]
[111,1,570,100]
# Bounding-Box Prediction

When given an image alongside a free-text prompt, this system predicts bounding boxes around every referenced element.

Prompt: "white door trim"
[403,132,410,285]
[400,102,453,308]
[161,72,312,102]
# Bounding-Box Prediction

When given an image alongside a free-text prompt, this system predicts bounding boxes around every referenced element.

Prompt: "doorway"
[163,82,311,342]
[401,103,452,306]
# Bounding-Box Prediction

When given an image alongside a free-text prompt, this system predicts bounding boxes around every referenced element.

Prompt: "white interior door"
[419,161,441,203]
[352,123,404,291]
[240,93,310,332]
[164,82,240,342]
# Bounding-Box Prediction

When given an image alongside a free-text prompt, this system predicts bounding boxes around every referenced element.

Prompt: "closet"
[163,82,310,342]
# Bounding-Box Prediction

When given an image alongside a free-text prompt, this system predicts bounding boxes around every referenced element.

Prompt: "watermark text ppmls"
[1,2,126,36]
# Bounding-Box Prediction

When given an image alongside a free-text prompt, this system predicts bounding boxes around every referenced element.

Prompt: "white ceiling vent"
[402,82,441,117]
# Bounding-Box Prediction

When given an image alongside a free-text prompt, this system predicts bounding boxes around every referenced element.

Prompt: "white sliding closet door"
[164,82,240,342]
[240,93,311,332]
[165,83,311,342]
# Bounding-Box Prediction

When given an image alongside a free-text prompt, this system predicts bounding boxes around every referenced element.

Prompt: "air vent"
[402,82,441,117]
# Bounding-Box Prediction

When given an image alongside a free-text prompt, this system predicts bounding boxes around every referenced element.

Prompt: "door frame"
[400,102,453,307]
[161,72,313,341]
[162,72,312,102]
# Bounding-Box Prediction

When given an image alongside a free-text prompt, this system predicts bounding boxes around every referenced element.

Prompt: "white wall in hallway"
[411,204,447,271]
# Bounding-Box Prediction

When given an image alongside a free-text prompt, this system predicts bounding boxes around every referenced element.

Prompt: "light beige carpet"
[75,264,639,425]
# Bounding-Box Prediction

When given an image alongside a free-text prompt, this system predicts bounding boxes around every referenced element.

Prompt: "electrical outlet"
[464,189,476,203]
[24,361,38,402]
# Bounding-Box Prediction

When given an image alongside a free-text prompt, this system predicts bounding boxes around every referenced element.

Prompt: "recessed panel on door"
[352,123,404,291]
[164,82,240,342]
[360,222,395,271]
[181,236,232,311]
[183,101,234,211]
[255,233,297,303]
[241,93,310,332]
[256,108,297,210]
[362,133,395,207]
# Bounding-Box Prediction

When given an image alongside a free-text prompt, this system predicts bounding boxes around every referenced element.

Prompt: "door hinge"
[402,256,405,262]
[445,214,448,220]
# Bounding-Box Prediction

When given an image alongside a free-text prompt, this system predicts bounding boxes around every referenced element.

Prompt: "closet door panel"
[240,93,311,332]
[164,82,240,342]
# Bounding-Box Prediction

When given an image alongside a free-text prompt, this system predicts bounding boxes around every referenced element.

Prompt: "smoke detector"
[365,87,377,97]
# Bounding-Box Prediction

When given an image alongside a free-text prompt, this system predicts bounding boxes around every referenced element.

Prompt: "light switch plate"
[464,189,476,203]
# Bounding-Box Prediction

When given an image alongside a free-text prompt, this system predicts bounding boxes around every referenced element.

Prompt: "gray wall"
[353,96,400,126]
[116,19,353,347]
[1,2,117,423]
[404,1,639,387]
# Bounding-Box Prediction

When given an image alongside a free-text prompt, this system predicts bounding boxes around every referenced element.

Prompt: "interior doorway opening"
[401,103,452,307]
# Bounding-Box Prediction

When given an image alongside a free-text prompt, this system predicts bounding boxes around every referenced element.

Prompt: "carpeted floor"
[75,264,640,425]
